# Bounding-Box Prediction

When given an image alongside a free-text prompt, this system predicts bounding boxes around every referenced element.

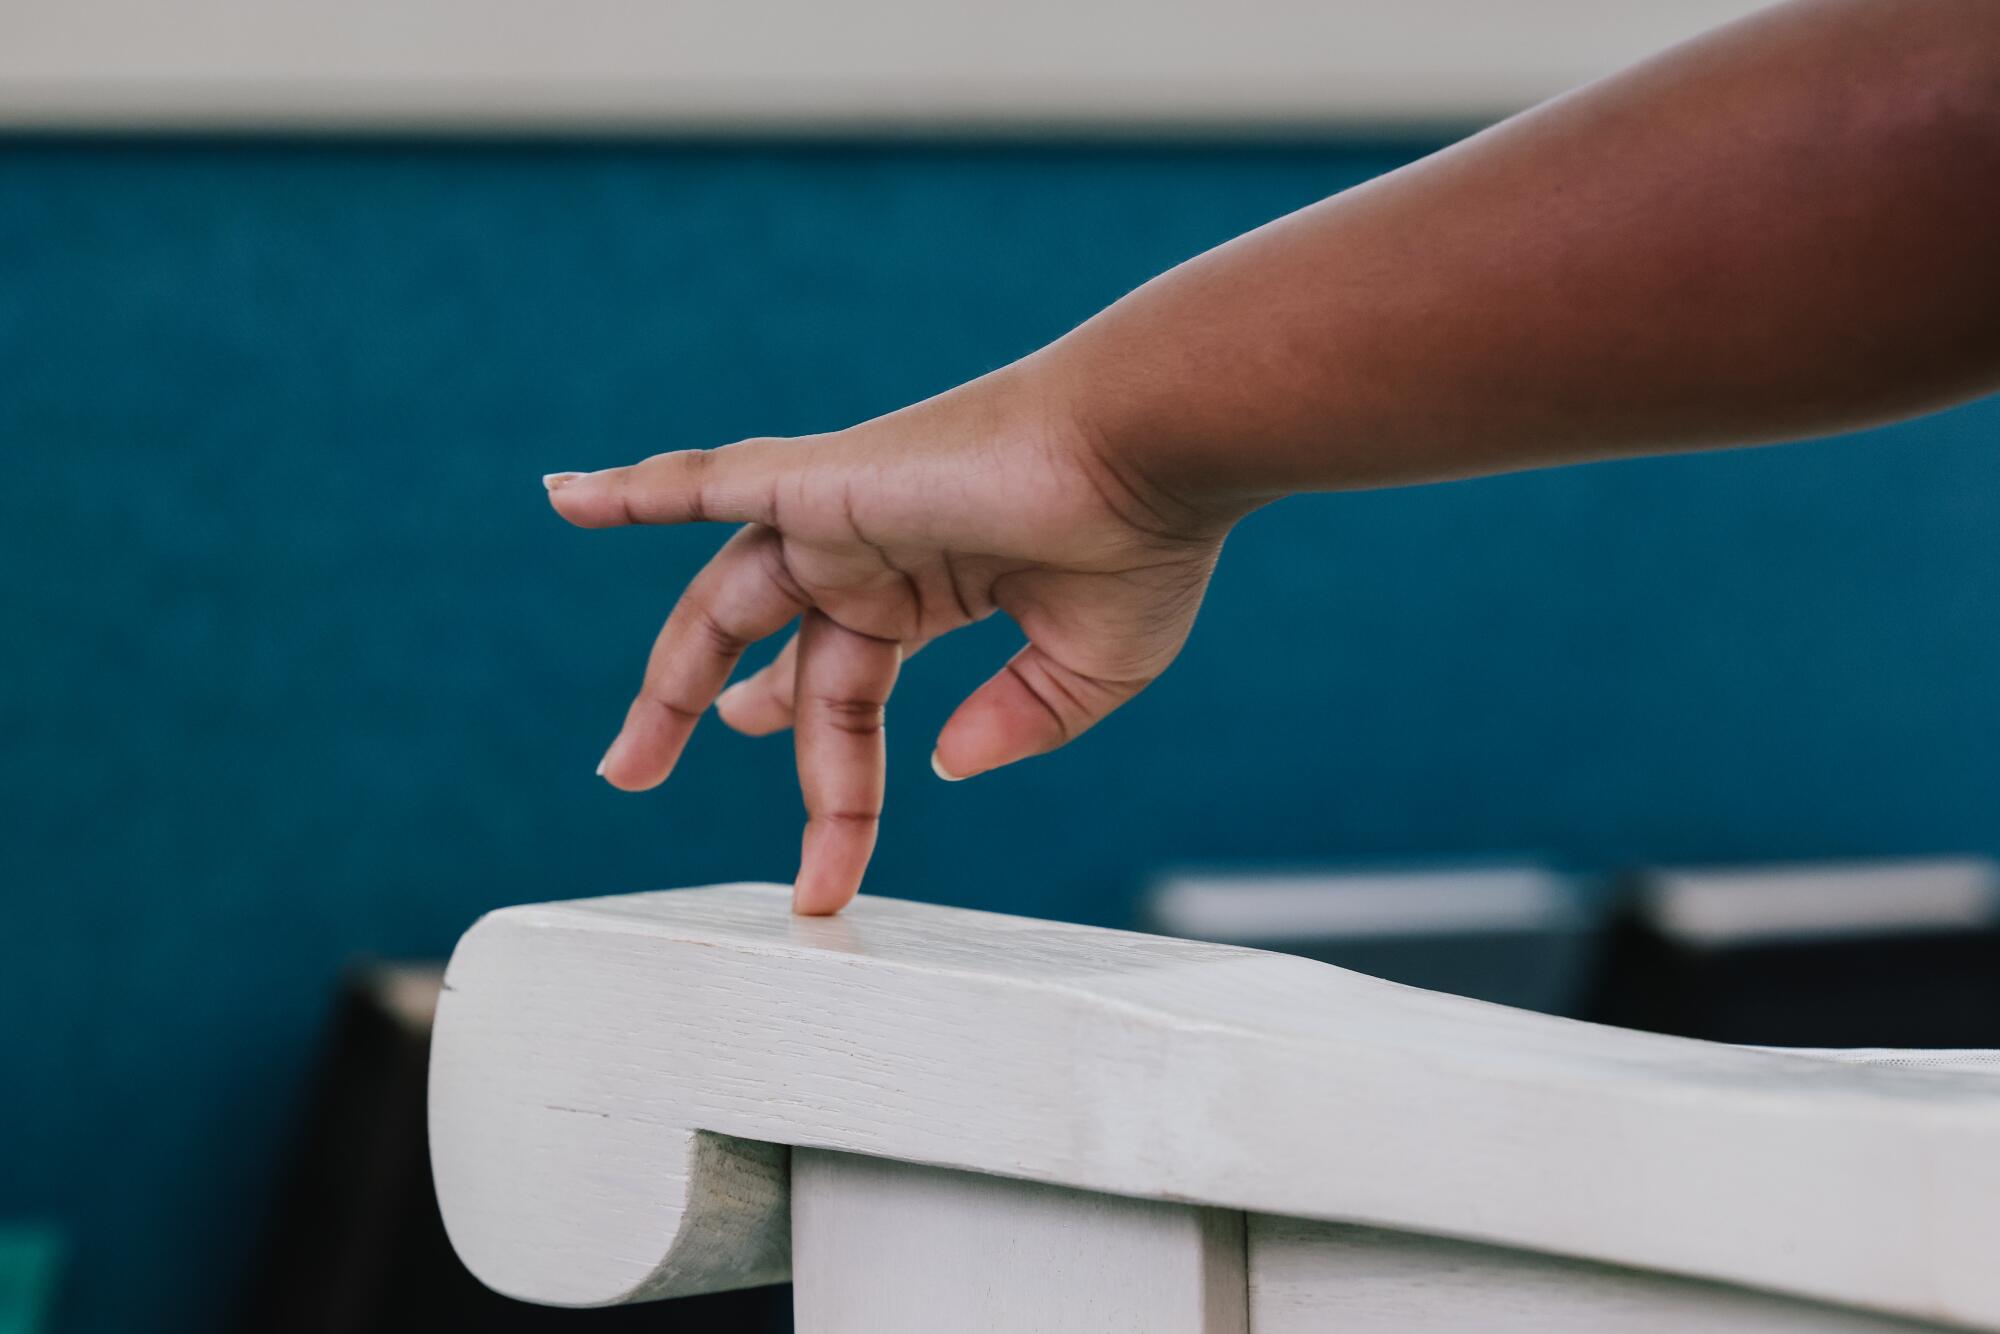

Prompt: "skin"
[546,0,2000,914]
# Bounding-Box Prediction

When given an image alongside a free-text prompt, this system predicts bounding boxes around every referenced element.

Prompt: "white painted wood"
[427,884,2000,1327]
[1249,1216,1949,1333]
[792,1150,1245,1334]
[0,0,1765,133]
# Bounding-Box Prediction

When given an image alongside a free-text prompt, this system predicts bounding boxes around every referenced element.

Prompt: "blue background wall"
[4,138,1998,1333]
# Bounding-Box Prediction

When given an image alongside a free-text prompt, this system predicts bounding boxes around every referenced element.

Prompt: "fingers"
[932,644,1148,782]
[715,634,800,737]
[718,634,932,738]
[599,526,808,790]
[792,610,902,916]
[544,438,789,530]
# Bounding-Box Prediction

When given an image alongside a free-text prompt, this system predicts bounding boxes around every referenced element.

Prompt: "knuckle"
[680,445,716,480]
[688,605,749,656]
[636,692,703,724]
[816,809,881,827]
[761,538,812,607]
[629,447,715,522]
[1004,660,1081,739]
[809,695,886,735]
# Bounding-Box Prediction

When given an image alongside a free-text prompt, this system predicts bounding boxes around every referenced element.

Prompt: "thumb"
[931,644,1148,781]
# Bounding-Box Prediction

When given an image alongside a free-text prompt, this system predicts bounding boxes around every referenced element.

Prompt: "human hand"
[544,363,1231,914]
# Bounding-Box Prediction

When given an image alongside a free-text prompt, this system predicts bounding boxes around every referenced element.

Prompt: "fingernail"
[930,750,967,782]
[716,681,746,711]
[595,754,608,778]
[543,471,584,492]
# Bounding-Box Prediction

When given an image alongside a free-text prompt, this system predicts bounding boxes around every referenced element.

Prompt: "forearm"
[1042,0,2000,513]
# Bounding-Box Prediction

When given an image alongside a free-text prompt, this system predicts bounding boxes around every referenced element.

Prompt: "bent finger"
[599,525,808,790]
[715,633,800,737]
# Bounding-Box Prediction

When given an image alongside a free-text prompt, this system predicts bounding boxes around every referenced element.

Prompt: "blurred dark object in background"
[237,964,792,1334]
[1144,863,1599,1016]
[1145,857,2000,1051]
[1589,858,2000,1047]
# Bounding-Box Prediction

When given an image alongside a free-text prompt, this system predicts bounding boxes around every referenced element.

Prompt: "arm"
[1055,0,2000,508]
[544,0,2000,914]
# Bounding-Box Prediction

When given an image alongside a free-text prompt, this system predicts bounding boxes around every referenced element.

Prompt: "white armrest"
[428,884,2000,1326]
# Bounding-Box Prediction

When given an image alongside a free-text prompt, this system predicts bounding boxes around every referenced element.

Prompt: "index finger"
[544,437,790,529]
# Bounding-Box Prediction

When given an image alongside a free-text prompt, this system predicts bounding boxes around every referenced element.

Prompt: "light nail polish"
[930,750,967,782]
[543,472,584,492]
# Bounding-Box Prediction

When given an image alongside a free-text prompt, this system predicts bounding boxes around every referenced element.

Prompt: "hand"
[544,363,1230,915]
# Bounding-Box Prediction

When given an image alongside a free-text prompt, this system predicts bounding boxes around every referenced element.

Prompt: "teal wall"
[4,138,1998,1333]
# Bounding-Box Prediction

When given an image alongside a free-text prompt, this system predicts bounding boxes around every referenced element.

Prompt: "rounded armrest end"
[427,900,793,1305]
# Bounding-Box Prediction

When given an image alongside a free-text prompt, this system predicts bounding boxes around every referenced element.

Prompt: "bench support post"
[791,1150,1248,1334]
[1247,1217,1945,1333]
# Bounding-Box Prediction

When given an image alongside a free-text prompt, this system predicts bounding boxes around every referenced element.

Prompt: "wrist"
[1019,336,1271,539]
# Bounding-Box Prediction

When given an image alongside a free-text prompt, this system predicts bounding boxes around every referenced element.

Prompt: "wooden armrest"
[429,884,2000,1326]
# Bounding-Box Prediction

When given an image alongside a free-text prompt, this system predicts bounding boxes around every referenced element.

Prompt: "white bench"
[428,884,2000,1332]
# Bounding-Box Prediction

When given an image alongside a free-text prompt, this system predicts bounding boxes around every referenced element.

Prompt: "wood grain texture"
[793,1150,1245,1333]
[1248,1216,1950,1333]
[427,885,2000,1326]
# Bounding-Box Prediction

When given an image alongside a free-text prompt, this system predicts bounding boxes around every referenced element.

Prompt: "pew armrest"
[429,884,2000,1326]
